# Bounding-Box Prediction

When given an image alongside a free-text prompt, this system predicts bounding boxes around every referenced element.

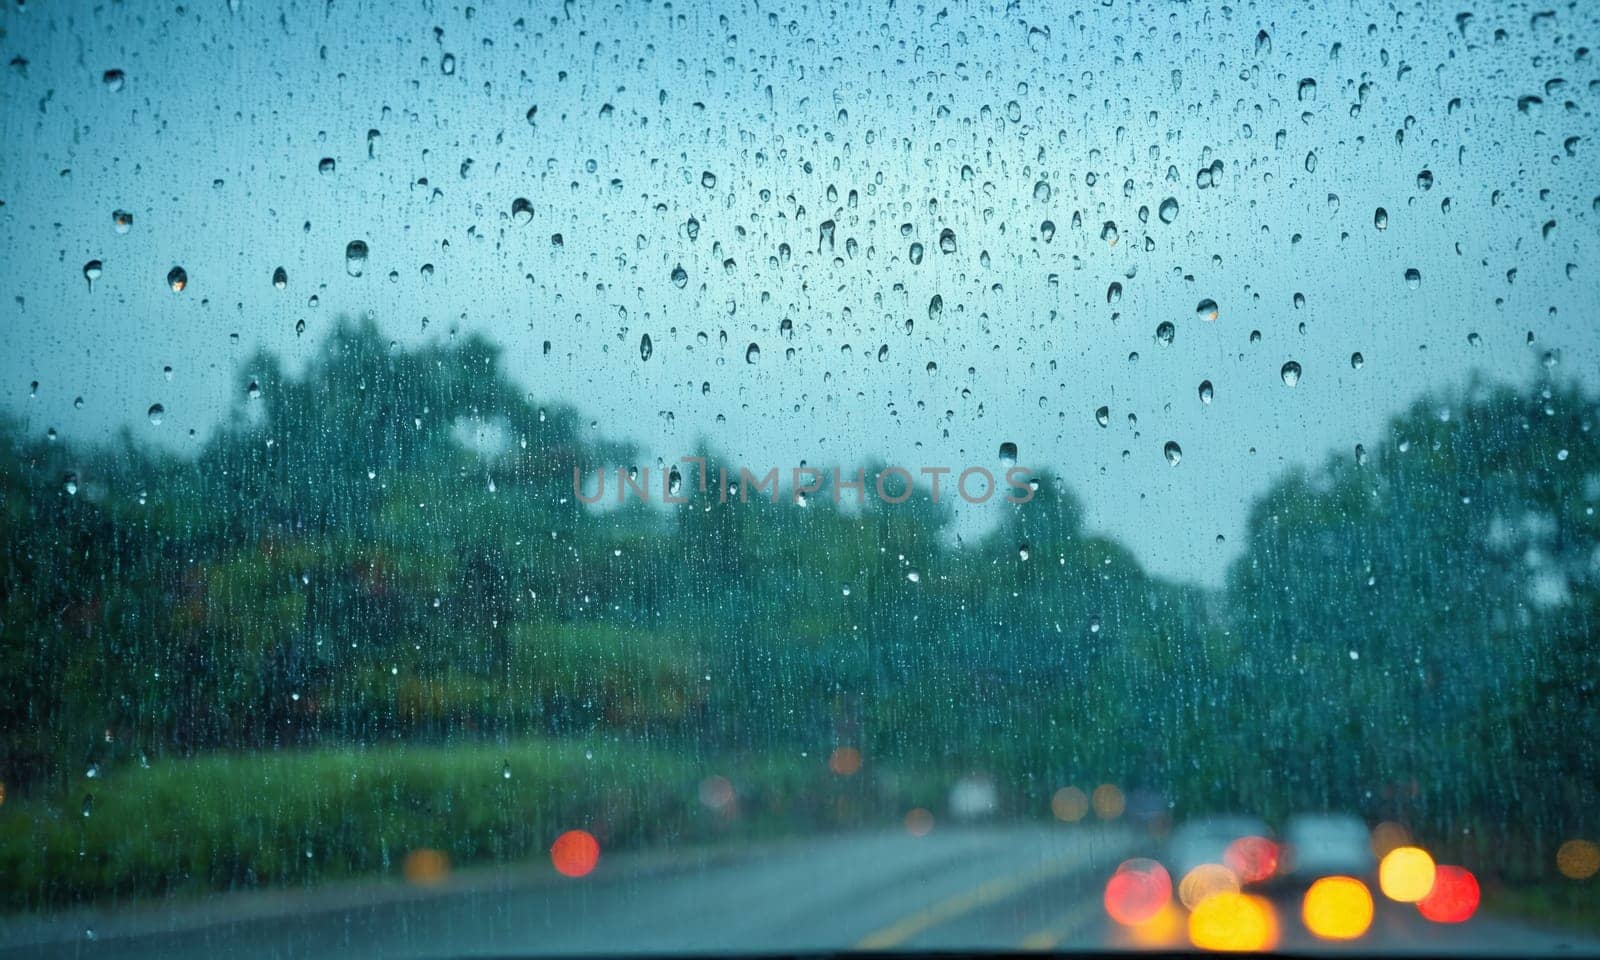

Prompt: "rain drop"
[345,241,369,277]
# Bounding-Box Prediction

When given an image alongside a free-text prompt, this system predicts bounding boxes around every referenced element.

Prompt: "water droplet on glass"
[1404,268,1421,289]
[83,260,103,289]
[639,334,653,361]
[1158,197,1179,224]
[1155,321,1175,346]
[166,266,188,292]
[1280,361,1302,387]
[671,265,688,288]
[1297,77,1317,101]
[511,197,533,225]
[1163,441,1182,465]
[318,157,335,175]
[440,53,456,75]
[998,441,1018,466]
[112,209,133,234]
[102,69,124,91]
[272,266,288,290]
[1095,405,1110,427]
[1100,221,1119,246]
[938,228,956,254]
[346,241,369,277]
[147,403,164,425]
[1106,282,1122,304]
[1374,207,1388,230]
[1350,352,1365,370]
[745,343,760,364]
[1198,380,1213,404]
[1196,298,1219,322]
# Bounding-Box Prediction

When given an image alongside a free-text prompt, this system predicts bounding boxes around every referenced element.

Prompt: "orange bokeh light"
[905,807,934,836]
[1052,786,1089,822]
[1124,901,1184,948]
[402,848,450,886]
[1557,839,1600,880]
[1187,892,1279,952]
[1092,783,1126,820]
[828,746,862,776]
[1370,821,1412,859]
[1104,858,1173,926]
[551,829,601,878]
[1416,865,1479,923]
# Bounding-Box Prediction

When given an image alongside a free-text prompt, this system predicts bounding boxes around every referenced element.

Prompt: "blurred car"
[1168,815,1274,882]
[1281,813,1376,885]
[947,774,999,820]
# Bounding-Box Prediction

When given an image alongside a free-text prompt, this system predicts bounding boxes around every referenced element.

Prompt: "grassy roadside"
[0,738,944,912]
[1486,883,1600,937]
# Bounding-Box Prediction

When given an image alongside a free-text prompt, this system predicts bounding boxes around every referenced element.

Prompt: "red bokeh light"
[551,829,601,878]
[1104,858,1173,926]
[1224,836,1280,885]
[1416,865,1479,923]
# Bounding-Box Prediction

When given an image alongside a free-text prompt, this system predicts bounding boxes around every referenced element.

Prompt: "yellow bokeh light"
[1556,839,1600,880]
[1092,783,1125,820]
[1052,786,1089,822]
[1302,876,1375,940]
[1124,901,1184,948]
[1378,846,1437,903]
[1179,863,1241,909]
[1187,892,1279,952]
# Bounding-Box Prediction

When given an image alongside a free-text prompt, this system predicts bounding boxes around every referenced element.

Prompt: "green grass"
[1486,882,1600,937]
[0,738,941,911]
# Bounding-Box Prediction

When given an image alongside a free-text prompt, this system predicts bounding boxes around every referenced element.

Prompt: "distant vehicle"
[947,774,999,820]
[1168,815,1273,881]
[1282,813,1376,884]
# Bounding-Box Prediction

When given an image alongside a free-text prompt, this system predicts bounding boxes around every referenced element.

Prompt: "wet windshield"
[1,0,1598,956]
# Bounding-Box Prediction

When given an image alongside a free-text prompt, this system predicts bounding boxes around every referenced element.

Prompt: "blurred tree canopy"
[2,318,1594,869]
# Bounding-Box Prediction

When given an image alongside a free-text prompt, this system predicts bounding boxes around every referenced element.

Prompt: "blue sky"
[2,0,1596,585]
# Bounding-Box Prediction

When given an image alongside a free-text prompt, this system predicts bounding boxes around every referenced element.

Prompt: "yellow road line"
[853,851,1086,950]
[1018,899,1103,950]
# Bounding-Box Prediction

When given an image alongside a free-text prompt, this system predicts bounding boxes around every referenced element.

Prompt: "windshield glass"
[2,0,1598,956]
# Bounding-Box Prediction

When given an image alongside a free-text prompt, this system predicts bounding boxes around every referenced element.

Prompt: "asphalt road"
[3,824,1595,958]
